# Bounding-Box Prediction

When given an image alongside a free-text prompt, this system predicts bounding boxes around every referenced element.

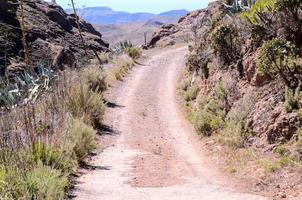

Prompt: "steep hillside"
[67,7,188,24]
[176,0,302,198]
[0,0,109,78]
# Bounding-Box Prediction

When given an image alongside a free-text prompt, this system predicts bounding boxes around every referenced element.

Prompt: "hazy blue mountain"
[66,7,188,24]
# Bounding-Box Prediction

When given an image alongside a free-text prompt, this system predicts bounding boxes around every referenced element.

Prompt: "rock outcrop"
[148,2,224,47]
[0,0,109,77]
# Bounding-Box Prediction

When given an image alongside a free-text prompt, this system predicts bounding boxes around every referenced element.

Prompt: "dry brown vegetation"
[0,66,107,199]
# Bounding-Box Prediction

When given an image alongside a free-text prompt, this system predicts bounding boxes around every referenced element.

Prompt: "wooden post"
[144,32,147,46]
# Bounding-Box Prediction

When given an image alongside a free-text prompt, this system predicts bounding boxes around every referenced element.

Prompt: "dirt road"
[74,47,267,200]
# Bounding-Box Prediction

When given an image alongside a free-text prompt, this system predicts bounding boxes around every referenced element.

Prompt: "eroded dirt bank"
[73,47,267,200]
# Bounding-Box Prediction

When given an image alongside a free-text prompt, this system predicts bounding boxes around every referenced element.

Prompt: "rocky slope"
[147,3,218,47]
[0,0,109,78]
[157,0,302,198]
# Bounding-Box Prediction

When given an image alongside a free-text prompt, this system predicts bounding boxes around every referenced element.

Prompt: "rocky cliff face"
[0,0,109,77]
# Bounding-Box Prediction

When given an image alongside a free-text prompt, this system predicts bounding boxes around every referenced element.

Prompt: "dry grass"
[0,66,107,199]
[106,54,135,84]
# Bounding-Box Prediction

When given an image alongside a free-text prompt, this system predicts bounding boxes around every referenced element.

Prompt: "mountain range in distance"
[66,7,189,46]
[66,7,188,24]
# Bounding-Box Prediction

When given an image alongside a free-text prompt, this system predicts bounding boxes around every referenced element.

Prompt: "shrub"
[257,38,301,88]
[194,110,225,136]
[31,142,77,172]
[67,118,97,160]
[67,83,105,126]
[0,166,29,199]
[274,145,290,156]
[113,55,135,81]
[214,81,228,102]
[285,86,301,112]
[25,163,68,200]
[211,24,241,65]
[184,84,200,102]
[194,99,225,136]
[99,52,110,64]
[125,47,141,60]
[218,90,258,148]
[83,67,107,93]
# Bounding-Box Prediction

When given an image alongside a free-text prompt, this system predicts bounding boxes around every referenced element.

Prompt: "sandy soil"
[73,47,268,200]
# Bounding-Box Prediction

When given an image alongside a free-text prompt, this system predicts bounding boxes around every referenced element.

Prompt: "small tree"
[211,24,241,65]
[257,38,302,88]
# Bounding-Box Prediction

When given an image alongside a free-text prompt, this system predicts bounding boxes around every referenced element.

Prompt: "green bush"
[257,38,301,87]
[217,90,258,148]
[214,81,228,102]
[285,86,301,112]
[125,47,141,60]
[31,142,77,172]
[67,84,105,126]
[184,84,200,102]
[25,163,68,200]
[68,118,97,160]
[274,145,290,156]
[194,99,225,136]
[211,24,241,65]
[83,67,107,93]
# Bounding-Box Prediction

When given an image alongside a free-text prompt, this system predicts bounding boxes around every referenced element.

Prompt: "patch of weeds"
[83,67,107,93]
[258,159,281,173]
[194,99,225,136]
[112,55,135,81]
[219,90,258,148]
[67,83,105,126]
[99,52,110,64]
[125,47,141,60]
[285,86,301,113]
[274,145,290,157]
[184,84,200,102]
[25,162,69,200]
[67,118,97,161]
[229,167,237,174]
[30,142,77,172]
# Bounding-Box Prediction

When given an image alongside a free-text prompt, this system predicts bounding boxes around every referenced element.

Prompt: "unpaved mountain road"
[74,47,267,200]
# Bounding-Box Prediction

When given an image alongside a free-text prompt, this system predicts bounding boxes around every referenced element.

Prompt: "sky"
[51,0,214,13]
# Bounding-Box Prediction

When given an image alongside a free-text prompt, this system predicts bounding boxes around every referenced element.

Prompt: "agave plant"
[0,65,55,109]
[113,40,134,54]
